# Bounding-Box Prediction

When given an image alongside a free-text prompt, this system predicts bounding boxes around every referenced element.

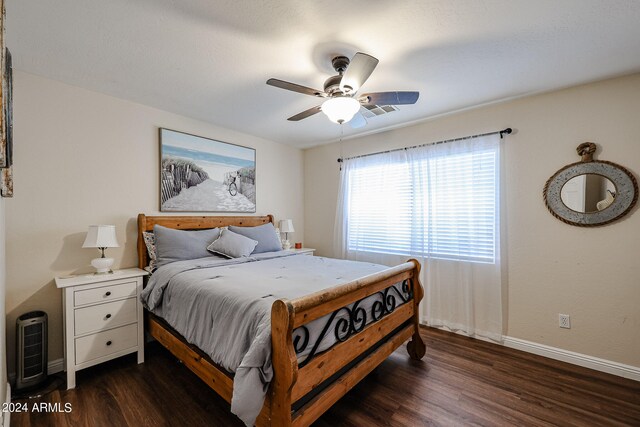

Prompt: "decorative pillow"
[142,231,158,272]
[228,223,282,253]
[154,225,221,267]
[207,229,258,258]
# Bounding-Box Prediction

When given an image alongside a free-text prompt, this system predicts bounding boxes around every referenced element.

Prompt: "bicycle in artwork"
[227,172,238,196]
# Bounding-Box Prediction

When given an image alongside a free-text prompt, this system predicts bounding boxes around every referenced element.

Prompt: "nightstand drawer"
[74,281,136,306]
[75,323,138,364]
[74,297,137,336]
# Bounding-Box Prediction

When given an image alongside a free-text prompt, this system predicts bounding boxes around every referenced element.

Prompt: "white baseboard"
[8,358,64,384]
[47,358,64,375]
[503,336,640,382]
[2,383,10,427]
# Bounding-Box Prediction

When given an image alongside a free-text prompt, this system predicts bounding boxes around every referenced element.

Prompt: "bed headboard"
[137,214,275,269]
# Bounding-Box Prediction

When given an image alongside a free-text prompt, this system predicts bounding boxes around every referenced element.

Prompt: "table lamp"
[279,219,294,250]
[82,225,119,274]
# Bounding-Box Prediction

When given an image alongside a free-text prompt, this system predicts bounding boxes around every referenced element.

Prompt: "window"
[345,143,499,263]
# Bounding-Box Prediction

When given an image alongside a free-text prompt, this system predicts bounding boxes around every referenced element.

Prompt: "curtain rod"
[337,128,512,163]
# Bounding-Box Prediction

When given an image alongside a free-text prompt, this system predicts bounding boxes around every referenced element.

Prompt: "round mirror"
[560,174,616,213]
[544,143,637,227]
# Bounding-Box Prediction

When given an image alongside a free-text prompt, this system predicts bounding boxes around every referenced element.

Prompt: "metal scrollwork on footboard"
[294,279,413,368]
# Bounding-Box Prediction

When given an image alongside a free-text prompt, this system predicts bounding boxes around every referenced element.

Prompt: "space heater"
[16,311,48,390]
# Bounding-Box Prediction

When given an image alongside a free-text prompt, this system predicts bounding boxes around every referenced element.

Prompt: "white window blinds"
[344,139,499,264]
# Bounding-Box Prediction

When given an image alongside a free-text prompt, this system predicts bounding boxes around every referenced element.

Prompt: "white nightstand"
[284,248,315,256]
[55,268,148,389]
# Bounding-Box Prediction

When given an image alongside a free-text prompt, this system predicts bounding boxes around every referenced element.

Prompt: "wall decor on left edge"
[159,128,256,212]
[1,44,14,197]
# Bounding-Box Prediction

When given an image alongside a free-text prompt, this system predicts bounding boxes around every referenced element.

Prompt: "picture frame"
[159,128,256,212]
[1,47,12,169]
[1,42,13,197]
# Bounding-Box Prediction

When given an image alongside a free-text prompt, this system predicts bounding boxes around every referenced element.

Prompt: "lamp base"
[282,240,291,250]
[91,257,114,274]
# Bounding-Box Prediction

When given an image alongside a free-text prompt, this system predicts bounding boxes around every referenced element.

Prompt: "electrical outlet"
[559,314,571,329]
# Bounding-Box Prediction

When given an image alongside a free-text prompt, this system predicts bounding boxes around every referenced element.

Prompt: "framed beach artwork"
[159,128,256,212]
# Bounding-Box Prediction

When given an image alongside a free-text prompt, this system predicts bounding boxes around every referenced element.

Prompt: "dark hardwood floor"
[12,327,640,426]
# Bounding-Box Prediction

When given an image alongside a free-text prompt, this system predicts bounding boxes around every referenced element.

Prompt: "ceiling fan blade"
[340,52,379,94]
[360,91,419,105]
[287,105,322,121]
[349,111,367,129]
[267,78,326,97]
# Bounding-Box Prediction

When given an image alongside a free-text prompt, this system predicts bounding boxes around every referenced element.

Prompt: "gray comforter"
[140,252,392,426]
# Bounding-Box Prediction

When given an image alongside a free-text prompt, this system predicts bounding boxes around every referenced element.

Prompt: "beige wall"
[304,73,640,367]
[0,198,7,407]
[6,71,304,373]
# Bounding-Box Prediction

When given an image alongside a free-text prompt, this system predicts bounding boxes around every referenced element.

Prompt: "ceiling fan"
[266,52,419,128]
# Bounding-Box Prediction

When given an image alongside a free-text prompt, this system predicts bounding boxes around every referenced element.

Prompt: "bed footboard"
[268,259,425,427]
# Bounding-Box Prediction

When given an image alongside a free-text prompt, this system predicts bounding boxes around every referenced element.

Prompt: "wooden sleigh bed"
[137,213,426,426]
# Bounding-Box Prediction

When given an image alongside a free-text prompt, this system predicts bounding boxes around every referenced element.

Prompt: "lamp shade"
[321,97,360,124]
[82,225,119,248]
[279,219,295,233]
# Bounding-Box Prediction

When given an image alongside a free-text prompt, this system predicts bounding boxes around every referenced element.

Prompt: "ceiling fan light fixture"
[321,97,360,124]
[268,52,418,125]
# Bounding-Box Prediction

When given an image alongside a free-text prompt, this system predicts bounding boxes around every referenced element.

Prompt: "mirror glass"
[560,174,616,213]
[544,143,637,227]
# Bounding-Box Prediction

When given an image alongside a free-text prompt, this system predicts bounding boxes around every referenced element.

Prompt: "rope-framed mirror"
[543,143,638,227]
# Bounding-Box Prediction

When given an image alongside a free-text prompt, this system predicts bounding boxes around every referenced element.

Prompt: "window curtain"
[334,134,503,341]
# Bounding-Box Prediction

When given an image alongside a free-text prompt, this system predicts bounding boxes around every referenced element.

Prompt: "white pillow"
[207,229,258,258]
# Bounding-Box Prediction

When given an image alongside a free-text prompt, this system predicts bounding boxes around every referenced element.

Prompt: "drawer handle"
[105,291,112,297]
[106,340,112,346]
[105,314,112,319]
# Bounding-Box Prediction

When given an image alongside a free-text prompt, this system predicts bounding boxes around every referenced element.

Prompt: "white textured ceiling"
[7,1,640,148]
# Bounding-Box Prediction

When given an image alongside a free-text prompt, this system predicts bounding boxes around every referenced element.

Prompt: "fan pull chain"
[339,123,344,171]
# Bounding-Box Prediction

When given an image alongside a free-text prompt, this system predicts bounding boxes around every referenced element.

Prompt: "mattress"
[140,251,409,426]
